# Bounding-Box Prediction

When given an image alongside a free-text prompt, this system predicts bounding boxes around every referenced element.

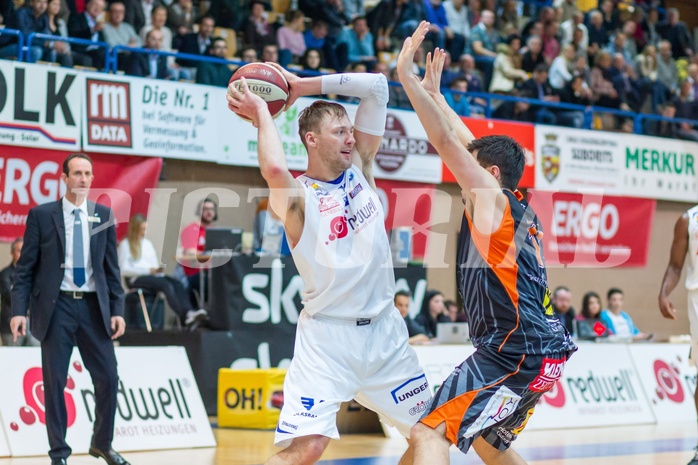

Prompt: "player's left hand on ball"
[227,77,264,124]
[265,62,301,109]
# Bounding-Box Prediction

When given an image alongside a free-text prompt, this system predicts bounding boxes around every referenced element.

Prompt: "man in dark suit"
[196,37,231,87]
[11,153,129,465]
[176,15,214,68]
[127,28,169,79]
[67,0,107,69]
[520,63,560,125]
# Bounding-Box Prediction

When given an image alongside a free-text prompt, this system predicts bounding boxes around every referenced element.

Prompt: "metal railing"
[110,45,242,73]
[26,32,112,69]
[0,28,24,61]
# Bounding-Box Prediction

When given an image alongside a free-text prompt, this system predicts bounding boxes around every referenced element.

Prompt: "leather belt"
[60,290,96,299]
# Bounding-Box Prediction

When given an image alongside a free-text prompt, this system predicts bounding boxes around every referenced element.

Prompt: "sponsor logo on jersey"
[318,196,341,216]
[409,400,429,416]
[391,374,429,404]
[349,183,363,199]
[301,397,323,411]
[529,358,565,392]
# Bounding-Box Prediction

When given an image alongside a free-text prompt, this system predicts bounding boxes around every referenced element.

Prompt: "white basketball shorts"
[273,309,432,447]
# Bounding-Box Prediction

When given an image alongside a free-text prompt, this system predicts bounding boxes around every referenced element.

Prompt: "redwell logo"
[86,79,132,147]
[653,359,684,403]
[9,364,81,432]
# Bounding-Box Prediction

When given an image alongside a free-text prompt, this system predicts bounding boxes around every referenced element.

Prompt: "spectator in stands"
[242,0,276,55]
[167,0,197,38]
[414,289,450,339]
[122,0,162,37]
[374,61,389,78]
[468,9,498,86]
[0,238,39,347]
[424,0,465,62]
[338,15,375,71]
[689,64,698,98]
[457,53,486,113]
[561,11,587,50]
[656,39,678,96]
[599,0,617,34]
[367,0,417,53]
[552,286,576,336]
[496,0,518,36]
[176,15,214,67]
[300,47,323,71]
[466,0,479,26]
[520,63,559,124]
[0,0,48,63]
[261,43,278,63]
[67,0,106,69]
[303,18,327,51]
[179,197,218,307]
[542,21,560,64]
[119,214,208,331]
[299,0,348,71]
[590,51,621,109]
[127,28,170,79]
[570,25,587,59]
[140,5,170,50]
[196,37,231,87]
[522,35,545,74]
[443,0,469,50]
[636,43,657,81]
[276,9,306,66]
[641,7,660,48]
[587,10,608,60]
[605,32,632,68]
[388,66,412,109]
[521,5,552,43]
[620,21,639,62]
[558,75,592,127]
[444,76,470,116]
[240,45,258,62]
[45,0,73,67]
[253,198,290,257]
[654,101,678,138]
[600,288,652,340]
[578,290,603,321]
[612,60,649,112]
[394,290,429,344]
[673,80,698,142]
[444,299,466,323]
[549,43,575,90]
[342,0,363,21]
[554,0,578,24]
[489,33,527,94]
[659,7,692,59]
[207,0,242,30]
[492,91,534,122]
[103,1,141,50]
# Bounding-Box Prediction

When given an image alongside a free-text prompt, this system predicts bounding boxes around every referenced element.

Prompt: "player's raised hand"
[397,21,430,81]
[265,62,302,109]
[227,77,267,127]
[422,48,446,96]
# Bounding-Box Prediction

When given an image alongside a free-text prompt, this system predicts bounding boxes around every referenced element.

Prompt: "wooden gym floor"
[0,421,695,465]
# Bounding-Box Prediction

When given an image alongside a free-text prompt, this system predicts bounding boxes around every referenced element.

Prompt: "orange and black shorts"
[420,348,568,453]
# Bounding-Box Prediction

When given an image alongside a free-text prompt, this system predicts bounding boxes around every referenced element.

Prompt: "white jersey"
[686,205,698,291]
[291,165,395,320]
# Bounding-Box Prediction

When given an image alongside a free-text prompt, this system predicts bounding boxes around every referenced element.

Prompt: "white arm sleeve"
[321,73,389,136]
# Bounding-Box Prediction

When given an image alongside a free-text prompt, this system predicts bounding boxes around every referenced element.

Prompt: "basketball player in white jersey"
[659,205,698,465]
[226,67,432,464]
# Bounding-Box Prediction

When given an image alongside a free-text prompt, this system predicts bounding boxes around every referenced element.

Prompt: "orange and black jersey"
[457,189,577,357]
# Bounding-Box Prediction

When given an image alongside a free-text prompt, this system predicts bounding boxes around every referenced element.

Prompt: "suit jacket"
[0,263,14,335]
[121,0,163,37]
[11,200,124,341]
[127,52,168,79]
[67,11,106,51]
[176,32,209,67]
[196,61,232,87]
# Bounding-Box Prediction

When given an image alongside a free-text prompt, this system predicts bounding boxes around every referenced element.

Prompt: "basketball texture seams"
[229,63,290,120]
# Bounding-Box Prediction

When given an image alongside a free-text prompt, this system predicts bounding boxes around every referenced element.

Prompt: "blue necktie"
[73,209,85,287]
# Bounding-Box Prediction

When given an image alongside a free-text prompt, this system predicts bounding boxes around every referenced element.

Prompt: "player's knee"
[293,436,330,464]
[410,421,446,446]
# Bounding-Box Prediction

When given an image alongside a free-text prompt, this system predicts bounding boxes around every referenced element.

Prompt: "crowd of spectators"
[0,0,695,135]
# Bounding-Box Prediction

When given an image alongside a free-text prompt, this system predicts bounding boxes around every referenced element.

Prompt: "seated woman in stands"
[118,214,208,330]
[414,290,451,339]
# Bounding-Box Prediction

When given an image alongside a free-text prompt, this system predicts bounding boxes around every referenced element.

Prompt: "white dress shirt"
[117,238,159,279]
[61,197,94,291]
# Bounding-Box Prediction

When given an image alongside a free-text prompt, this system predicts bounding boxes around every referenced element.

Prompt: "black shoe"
[88,447,130,465]
[50,459,67,465]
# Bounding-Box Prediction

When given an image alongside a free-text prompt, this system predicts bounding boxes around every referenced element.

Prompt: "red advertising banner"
[528,190,655,268]
[0,147,162,242]
[441,118,535,188]
[376,179,434,260]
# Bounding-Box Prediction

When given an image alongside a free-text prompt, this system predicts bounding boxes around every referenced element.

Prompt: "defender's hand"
[10,316,27,342]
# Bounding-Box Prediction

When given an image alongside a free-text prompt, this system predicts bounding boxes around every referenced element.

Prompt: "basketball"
[229,63,290,120]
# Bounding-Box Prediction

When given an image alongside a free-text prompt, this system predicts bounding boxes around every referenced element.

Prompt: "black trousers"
[130,275,191,321]
[41,294,118,460]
